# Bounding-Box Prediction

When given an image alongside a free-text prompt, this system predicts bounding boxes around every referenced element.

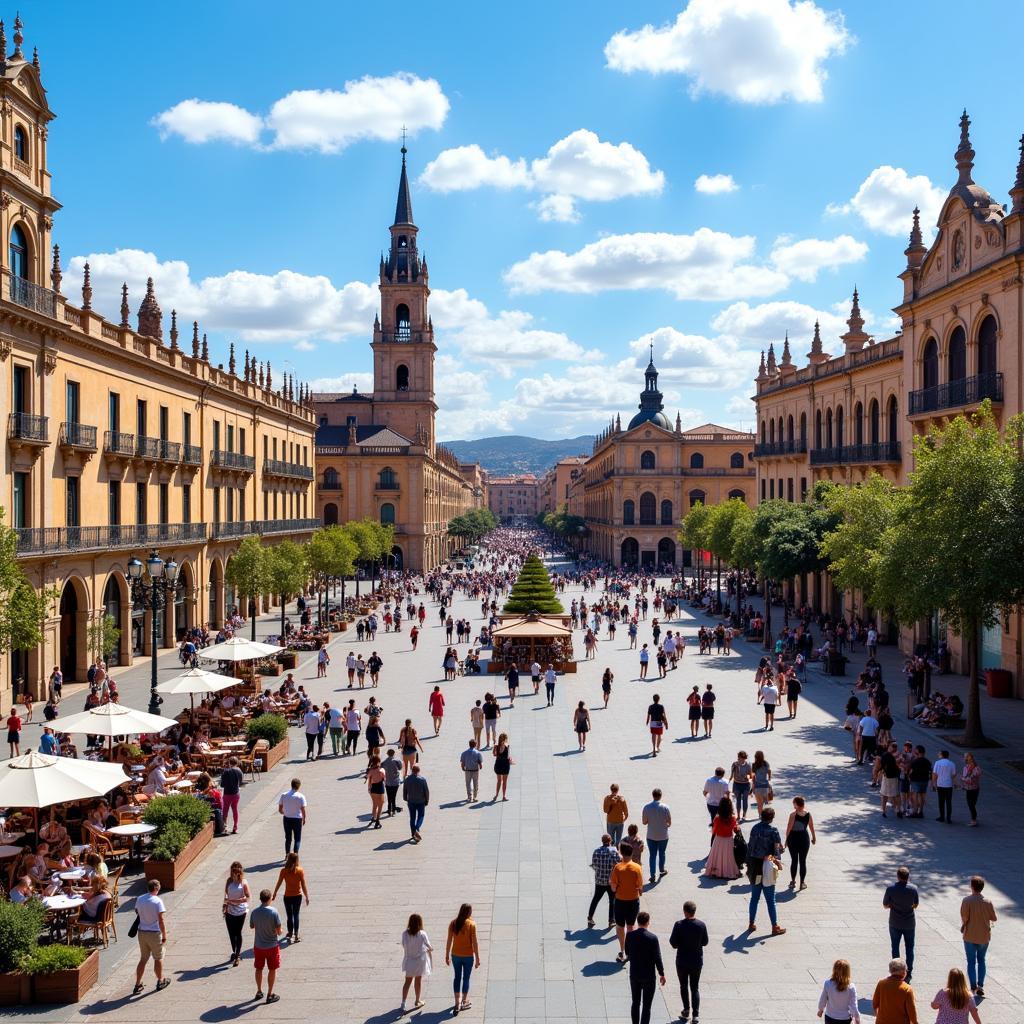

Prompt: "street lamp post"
[126,550,179,715]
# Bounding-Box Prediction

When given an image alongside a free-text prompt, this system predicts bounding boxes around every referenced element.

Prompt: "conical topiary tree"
[503,555,564,615]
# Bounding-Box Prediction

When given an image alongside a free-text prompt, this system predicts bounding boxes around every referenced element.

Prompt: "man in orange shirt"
[610,843,644,963]
[872,958,918,1024]
[603,784,629,846]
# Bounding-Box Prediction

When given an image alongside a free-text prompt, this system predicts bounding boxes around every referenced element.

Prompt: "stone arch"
[640,449,656,470]
[323,502,339,526]
[976,313,998,377]
[657,537,676,566]
[660,499,673,526]
[58,576,90,683]
[101,571,130,667]
[947,323,967,386]
[639,491,656,525]
[208,556,224,629]
[688,489,706,508]
[176,560,195,637]
[921,335,939,391]
[869,398,880,444]
[689,452,704,469]
[622,499,635,526]
[620,537,639,567]
[730,451,745,468]
[728,488,745,500]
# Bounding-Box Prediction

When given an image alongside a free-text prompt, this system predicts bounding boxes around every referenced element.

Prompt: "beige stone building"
[538,456,587,517]
[488,474,540,522]
[752,112,1024,692]
[313,151,485,571]
[0,26,318,704]
[578,355,755,568]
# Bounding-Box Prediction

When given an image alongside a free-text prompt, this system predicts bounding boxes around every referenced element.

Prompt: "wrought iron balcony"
[135,435,160,460]
[752,440,808,458]
[263,458,314,481]
[103,430,136,457]
[375,480,400,491]
[8,276,57,317]
[909,371,1003,416]
[258,518,321,536]
[58,421,98,451]
[809,442,902,466]
[158,439,181,462]
[15,521,207,557]
[182,444,202,466]
[211,520,257,539]
[8,412,49,444]
[211,450,256,473]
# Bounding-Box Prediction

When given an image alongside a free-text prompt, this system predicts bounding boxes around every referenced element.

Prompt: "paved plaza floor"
[19,574,1024,1023]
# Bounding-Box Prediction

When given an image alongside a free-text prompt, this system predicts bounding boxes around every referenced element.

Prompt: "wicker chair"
[237,740,268,781]
[70,893,116,947]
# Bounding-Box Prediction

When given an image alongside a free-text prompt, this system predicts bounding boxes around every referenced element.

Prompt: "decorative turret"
[51,244,61,294]
[756,349,768,383]
[31,46,37,71]
[137,277,163,340]
[806,320,828,365]
[1011,134,1024,216]
[228,342,236,376]
[627,345,672,430]
[201,333,209,362]
[766,342,778,376]
[12,13,23,61]
[80,262,92,310]
[955,109,975,185]
[120,283,130,327]
[840,287,870,354]
[258,362,265,389]
[904,206,927,270]
[0,21,7,71]
[191,321,200,358]
[675,411,682,434]
[266,362,272,390]
[169,309,180,350]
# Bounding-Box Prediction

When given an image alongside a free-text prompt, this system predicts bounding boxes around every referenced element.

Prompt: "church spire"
[841,286,869,353]
[955,109,975,185]
[807,320,828,365]
[904,206,926,270]
[393,135,415,227]
[780,332,793,367]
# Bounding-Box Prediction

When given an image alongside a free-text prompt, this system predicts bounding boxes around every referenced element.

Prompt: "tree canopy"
[225,535,270,639]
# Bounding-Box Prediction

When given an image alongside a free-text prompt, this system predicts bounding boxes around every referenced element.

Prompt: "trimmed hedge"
[246,712,289,747]
[503,556,564,615]
[21,944,89,974]
[0,899,45,972]
[143,793,211,861]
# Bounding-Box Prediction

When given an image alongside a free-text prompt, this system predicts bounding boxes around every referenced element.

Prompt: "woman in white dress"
[401,913,433,1012]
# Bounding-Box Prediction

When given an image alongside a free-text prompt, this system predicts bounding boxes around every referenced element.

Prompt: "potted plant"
[0,900,42,1005]
[143,794,216,891]
[22,945,98,1004]
[279,650,298,670]
[245,713,290,771]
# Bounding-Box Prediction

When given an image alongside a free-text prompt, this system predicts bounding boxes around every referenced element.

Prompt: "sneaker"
[400,1003,407,1014]
[266,994,280,1005]
[679,1013,689,1021]
[587,918,595,927]
[976,986,985,997]
[616,952,625,963]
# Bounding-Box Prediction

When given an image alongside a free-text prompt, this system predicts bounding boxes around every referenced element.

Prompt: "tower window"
[689,452,704,469]
[13,125,27,163]
[396,364,410,391]
[395,304,410,341]
[9,224,28,280]
[640,450,655,469]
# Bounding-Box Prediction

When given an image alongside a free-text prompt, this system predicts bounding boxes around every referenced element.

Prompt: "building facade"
[488,475,540,522]
[0,25,318,705]
[752,112,1024,692]
[313,151,485,572]
[538,456,587,517]
[578,356,755,568]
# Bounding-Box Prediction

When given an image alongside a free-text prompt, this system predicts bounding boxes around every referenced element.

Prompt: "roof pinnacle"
[1011,134,1024,215]
[12,13,23,60]
[81,262,92,310]
[191,321,200,358]
[780,332,793,367]
[51,244,61,294]
[955,108,975,184]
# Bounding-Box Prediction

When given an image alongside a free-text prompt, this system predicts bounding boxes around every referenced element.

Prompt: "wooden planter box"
[0,972,30,1006]
[337,621,348,631]
[260,737,290,773]
[144,820,215,892]
[30,950,99,1004]
[263,663,283,676]
[279,652,298,669]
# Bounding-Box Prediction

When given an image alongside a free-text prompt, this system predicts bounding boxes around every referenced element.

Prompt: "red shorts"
[254,946,281,971]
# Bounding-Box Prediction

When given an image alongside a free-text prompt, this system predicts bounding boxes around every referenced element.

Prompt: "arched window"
[13,125,27,162]
[323,502,339,526]
[688,489,706,509]
[777,417,784,444]
[769,419,775,444]
[825,408,834,449]
[323,467,339,489]
[640,449,656,469]
[380,502,396,524]
[887,395,899,446]
[978,315,997,377]
[786,415,794,443]
[836,406,845,449]
[729,452,744,469]
[869,399,880,445]
[396,364,410,391]
[395,304,411,340]
[853,402,863,446]
[759,419,766,443]
[799,412,807,447]
[689,452,704,469]
[922,337,939,390]
[9,224,28,280]
[639,492,656,525]
[622,499,635,526]
[660,499,673,526]
[378,467,398,489]
[728,489,745,500]
[948,325,967,382]
[814,409,822,449]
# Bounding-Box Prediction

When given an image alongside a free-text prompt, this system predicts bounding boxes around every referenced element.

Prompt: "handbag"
[128,913,140,938]
[767,784,774,802]
[732,831,747,868]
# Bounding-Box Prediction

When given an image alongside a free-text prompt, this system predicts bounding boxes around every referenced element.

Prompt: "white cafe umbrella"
[196,637,285,663]
[0,751,131,810]
[55,703,180,739]
[157,667,238,721]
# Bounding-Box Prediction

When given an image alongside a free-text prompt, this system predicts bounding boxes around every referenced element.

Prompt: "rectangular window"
[263,435,268,459]
[238,489,245,522]
[787,478,794,502]
[66,476,80,528]
[273,492,278,519]
[239,428,246,455]
[135,482,147,525]
[159,483,169,525]
[136,399,147,437]
[159,406,169,441]
[769,479,775,500]
[213,487,220,524]
[263,491,268,520]
[108,392,120,433]
[12,472,27,528]
[66,381,80,424]
[227,424,235,453]
[182,412,191,449]
[108,482,120,526]
[800,477,808,502]
[226,488,234,522]
[272,437,278,459]
[182,483,191,524]
[13,364,29,414]
[213,420,221,452]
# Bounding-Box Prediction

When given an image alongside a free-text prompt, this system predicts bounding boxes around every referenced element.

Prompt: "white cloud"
[629,327,760,389]
[504,229,789,300]
[826,165,945,237]
[605,0,850,104]
[151,99,264,145]
[769,234,868,282]
[152,73,449,153]
[294,340,317,353]
[712,299,847,345]
[695,173,738,194]
[308,372,374,394]
[420,129,663,221]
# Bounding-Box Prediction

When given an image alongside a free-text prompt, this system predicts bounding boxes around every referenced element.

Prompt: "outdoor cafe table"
[43,894,85,943]
[107,822,157,864]
[218,741,247,749]
[57,868,87,882]
[0,844,24,859]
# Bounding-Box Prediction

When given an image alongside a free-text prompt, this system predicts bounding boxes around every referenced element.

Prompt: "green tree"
[87,613,122,663]
[307,526,357,622]
[707,499,755,601]
[0,511,51,680]
[224,535,269,640]
[874,404,1024,745]
[265,539,309,638]
[679,501,713,587]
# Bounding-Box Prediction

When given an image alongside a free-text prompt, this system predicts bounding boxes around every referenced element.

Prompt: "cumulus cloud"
[504,229,789,300]
[826,165,945,237]
[712,299,847,346]
[769,234,868,282]
[605,0,850,104]
[695,173,739,194]
[308,372,374,394]
[628,327,760,390]
[152,73,448,152]
[420,129,663,221]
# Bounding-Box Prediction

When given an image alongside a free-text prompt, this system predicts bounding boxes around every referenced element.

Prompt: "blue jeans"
[748,883,777,926]
[283,817,302,853]
[964,940,988,988]
[647,838,668,877]
[452,954,474,994]
[889,926,915,975]
[608,822,624,846]
[733,783,750,817]
[409,802,426,836]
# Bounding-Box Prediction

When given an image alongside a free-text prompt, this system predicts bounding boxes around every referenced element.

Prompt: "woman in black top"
[784,796,815,888]
[493,733,511,801]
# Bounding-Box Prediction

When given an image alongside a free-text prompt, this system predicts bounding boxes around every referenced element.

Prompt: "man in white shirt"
[663,634,676,668]
[459,739,484,802]
[530,661,542,695]
[758,680,780,731]
[858,713,880,765]
[303,706,322,761]
[133,879,169,995]
[327,703,346,756]
[703,767,730,824]
[345,652,357,687]
[867,626,878,658]
[932,749,957,823]
[544,665,558,706]
[278,779,307,855]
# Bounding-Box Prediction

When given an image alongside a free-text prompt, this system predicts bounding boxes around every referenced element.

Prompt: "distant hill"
[443,435,595,475]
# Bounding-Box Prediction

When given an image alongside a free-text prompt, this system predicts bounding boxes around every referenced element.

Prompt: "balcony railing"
[809,442,902,466]
[103,430,136,457]
[211,520,255,540]
[156,439,181,462]
[259,518,321,536]
[375,480,401,490]
[15,522,207,556]
[8,276,57,317]
[8,412,49,443]
[182,444,202,466]
[58,422,98,451]
[909,372,1003,416]
[263,458,314,480]
[753,440,808,458]
[211,450,256,473]
[135,435,160,460]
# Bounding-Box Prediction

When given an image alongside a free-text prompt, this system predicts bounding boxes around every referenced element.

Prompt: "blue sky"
[31,0,1024,439]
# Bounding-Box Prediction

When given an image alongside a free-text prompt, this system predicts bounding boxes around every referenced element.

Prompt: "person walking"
[872,958,916,1024]
[367,755,386,828]
[587,834,620,929]
[574,701,592,750]
[602,667,614,708]
[530,660,542,695]
[482,694,501,749]
[400,913,433,1013]
[751,751,773,816]
[784,796,816,889]
[249,889,283,1005]
[223,861,250,966]
[758,677,779,731]
[429,686,446,735]
[646,694,668,757]
[544,664,557,706]
[445,904,481,1015]
[470,701,484,748]
[908,745,931,818]
[703,768,730,825]
[344,701,363,757]
[399,719,424,779]
[303,704,322,761]
[704,796,741,880]
[383,748,403,816]
[221,757,243,834]
[961,753,981,826]
[730,751,753,821]
[624,911,666,1024]
[639,643,650,680]
[883,866,919,982]
[817,958,860,1024]
[368,651,383,686]
[611,842,645,963]
[604,783,629,846]
[701,684,716,737]
[930,968,980,1024]
[460,739,483,802]
[858,711,880,766]
[492,733,511,801]
[786,674,802,719]
[403,764,430,842]
[278,778,307,856]
[669,901,708,1023]
[6,707,22,758]
[505,663,519,707]
[746,808,786,935]
[272,851,309,941]
[687,686,702,738]
[132,879,170,995]
[642,788,671,884]
[960,875,997,997]
[327,702,346,756]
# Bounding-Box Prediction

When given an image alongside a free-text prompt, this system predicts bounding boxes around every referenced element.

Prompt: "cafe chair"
[69,896,116,947]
